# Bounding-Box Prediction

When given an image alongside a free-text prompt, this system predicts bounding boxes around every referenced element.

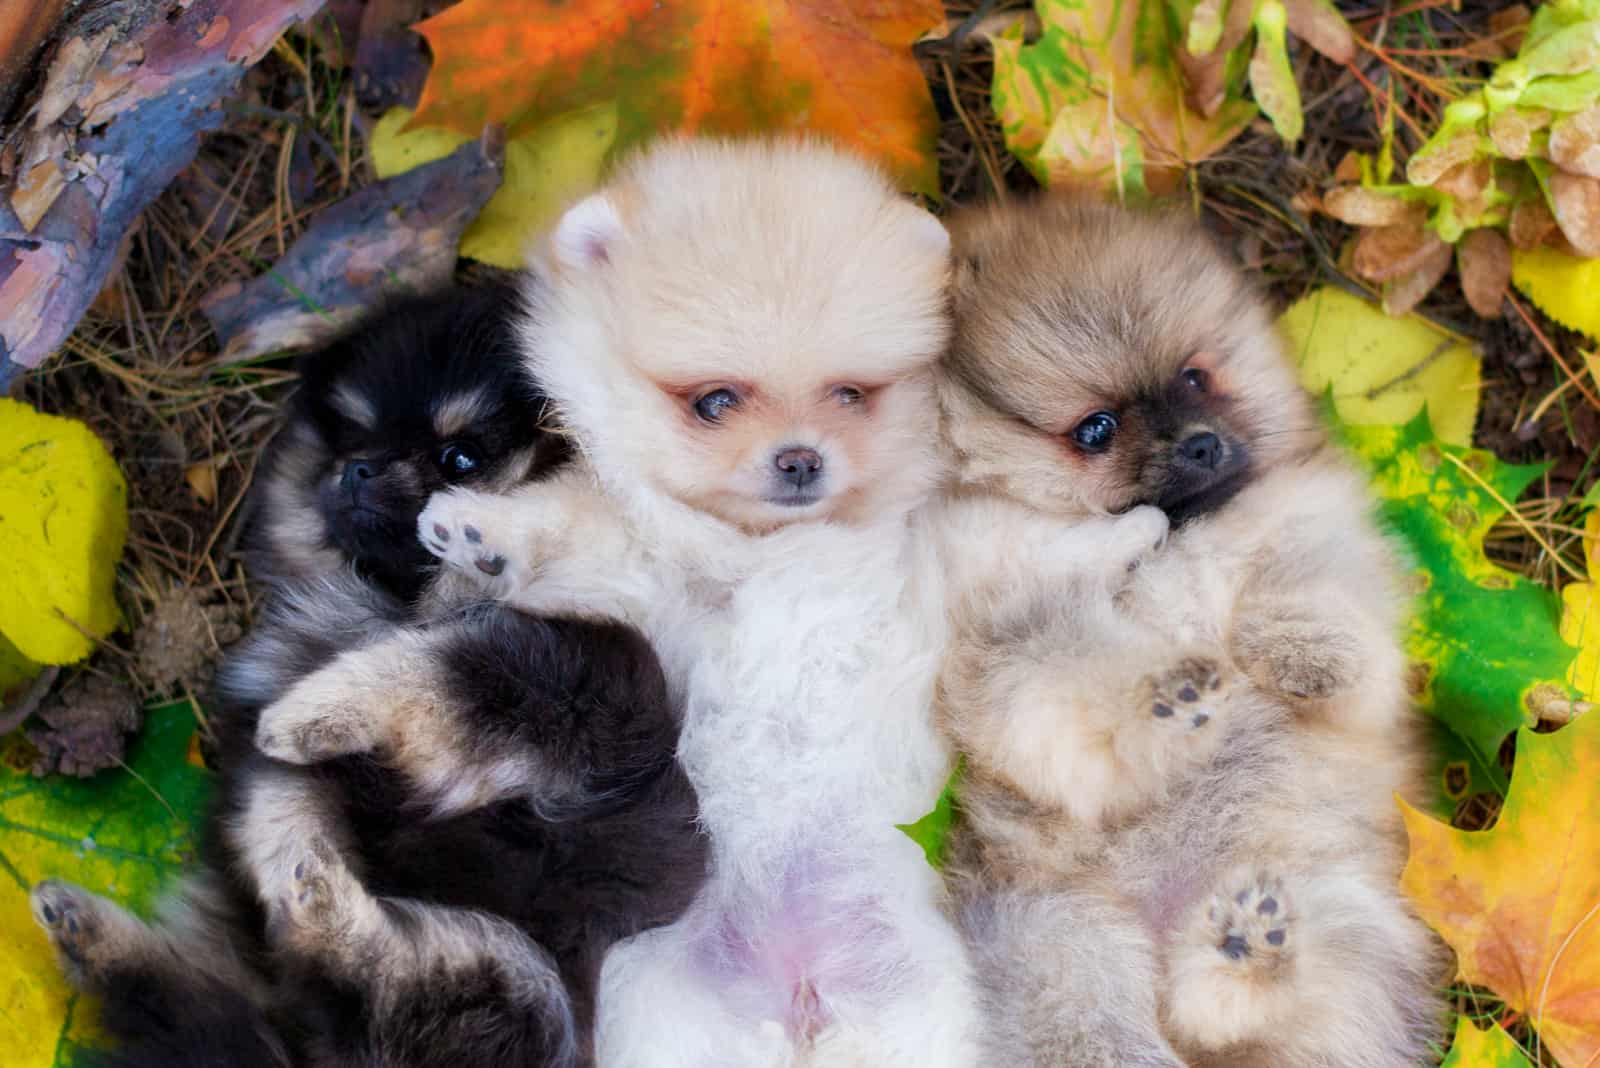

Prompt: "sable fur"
[934,199,1447,1067]
[30,285,706,1068]
[259,138,981,1066]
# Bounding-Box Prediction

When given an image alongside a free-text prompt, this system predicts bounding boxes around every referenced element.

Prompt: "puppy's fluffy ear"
[548,193,625,272]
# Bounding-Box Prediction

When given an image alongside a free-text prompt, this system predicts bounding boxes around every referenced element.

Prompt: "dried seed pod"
[1550,169,1600,256]
[1509,194,1558,248]
[1457,228,1512,319]
[1550,105,1600,178]
[1324,186,1421,226]
[1355,219,1447,283]
[1382,237,1453,316]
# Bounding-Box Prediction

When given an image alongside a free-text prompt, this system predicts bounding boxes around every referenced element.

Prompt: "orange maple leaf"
[409,0,943,194]
[1400,709,1600,1067]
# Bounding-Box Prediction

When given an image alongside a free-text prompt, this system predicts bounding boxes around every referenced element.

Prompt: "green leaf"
[896,762,963,870]
[1330,407,1575,793]
[0,700,211,1068]
[0,401,128,666]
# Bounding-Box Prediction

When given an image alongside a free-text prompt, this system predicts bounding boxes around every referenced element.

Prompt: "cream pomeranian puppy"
[253,138,979,1067]
[931,199,1445,1068]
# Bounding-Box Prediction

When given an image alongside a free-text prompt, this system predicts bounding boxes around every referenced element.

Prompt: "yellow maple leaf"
[370,104,618,269]
[0,400,127,664]
[1560,510,1600,700]
[1400,709,1600,1068]
[1512,245,1600,341]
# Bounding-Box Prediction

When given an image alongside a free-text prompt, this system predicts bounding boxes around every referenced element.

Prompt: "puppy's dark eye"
[694,388,741,424]
[438,442,481,476]
[1070,412,1119,452]
[834,385,865,406]
[1182,368,1210,392]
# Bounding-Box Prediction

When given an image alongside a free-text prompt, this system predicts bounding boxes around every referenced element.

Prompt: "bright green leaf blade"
[896,762,963,869]
[1439,1019,1535,1068]
[1281,287,1481,448]
[1331,409,1574,791]
[0,701,211,1068]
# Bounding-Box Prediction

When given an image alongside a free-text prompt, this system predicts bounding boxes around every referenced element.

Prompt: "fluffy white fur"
[413,138,978,1067]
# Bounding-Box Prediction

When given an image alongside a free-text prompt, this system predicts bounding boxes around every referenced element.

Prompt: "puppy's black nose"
[1178,432,1222,471]
[774,447,823,488]
[341,458,383,494]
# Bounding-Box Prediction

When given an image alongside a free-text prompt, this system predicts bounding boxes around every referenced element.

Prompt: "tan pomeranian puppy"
[932,199,1446,1068]
[255,138,979,1068]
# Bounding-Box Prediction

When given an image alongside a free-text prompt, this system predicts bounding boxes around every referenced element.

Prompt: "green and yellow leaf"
[1332,409,1572,793]
[0,701,211,1068]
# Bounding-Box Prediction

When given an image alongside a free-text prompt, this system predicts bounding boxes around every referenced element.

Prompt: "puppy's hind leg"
[234,765,576,1065]
[31,877,283,1066]
[1167,864,1443,1067]
[960,888,1185,1068]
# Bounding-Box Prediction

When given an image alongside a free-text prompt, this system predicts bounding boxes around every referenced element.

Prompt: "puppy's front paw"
[418,490,529,592]
[1233,613,1359,702]
[1110,505,1170,574]
[255,682,378,765]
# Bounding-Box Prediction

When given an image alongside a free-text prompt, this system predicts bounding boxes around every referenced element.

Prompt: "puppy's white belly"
[677,535,949,858]
[598,526,972,1066]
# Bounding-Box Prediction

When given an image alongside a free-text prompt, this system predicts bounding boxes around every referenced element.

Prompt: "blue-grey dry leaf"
[199,132,503,363]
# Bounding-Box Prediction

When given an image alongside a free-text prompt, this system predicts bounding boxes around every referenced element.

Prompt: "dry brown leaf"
[1550,105,1600,178]
[1282,0,1354,63]
[1510,194,1559,248]
[1381,237,1453,316]
[1323,185,1421,226]
[1458,228,1512,319]
[1355,219,1446,282]
[1333,150,1363,183]
[1550,169,1600,256]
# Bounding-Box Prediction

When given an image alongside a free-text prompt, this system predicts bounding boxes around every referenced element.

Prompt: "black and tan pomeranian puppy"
[932,201,1446,1067]
[29,284,707,1068]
